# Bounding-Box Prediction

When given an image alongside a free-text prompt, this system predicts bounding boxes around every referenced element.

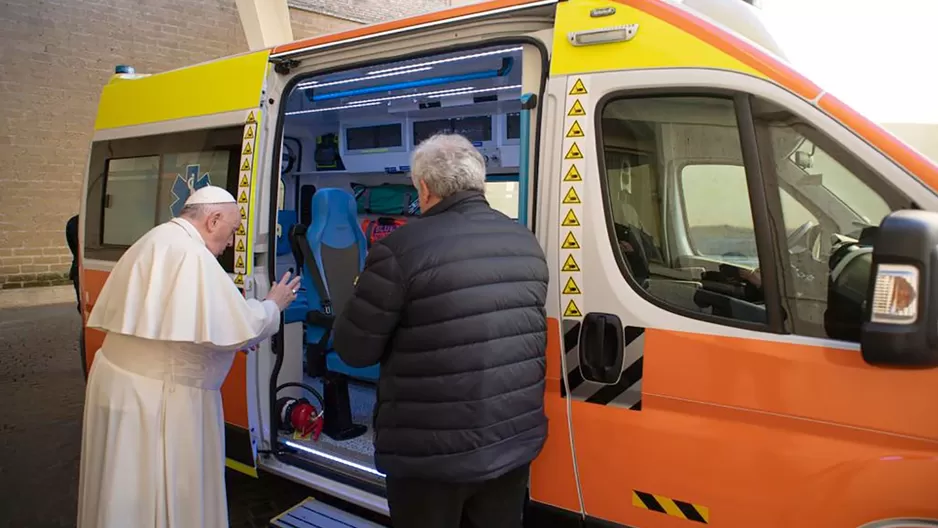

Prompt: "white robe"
[77,218,281,528]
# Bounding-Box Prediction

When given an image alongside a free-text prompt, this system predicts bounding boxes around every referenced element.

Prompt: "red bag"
[361,217,407,247]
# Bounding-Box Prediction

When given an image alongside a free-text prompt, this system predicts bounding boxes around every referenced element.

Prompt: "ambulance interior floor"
[280,375,377,468]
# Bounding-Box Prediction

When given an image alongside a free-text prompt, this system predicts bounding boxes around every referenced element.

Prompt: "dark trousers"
[72,277,81,313]
[386,463,530,528]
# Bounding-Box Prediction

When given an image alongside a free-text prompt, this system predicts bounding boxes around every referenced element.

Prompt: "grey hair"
[179,203,228,219]
[411,133,486,199]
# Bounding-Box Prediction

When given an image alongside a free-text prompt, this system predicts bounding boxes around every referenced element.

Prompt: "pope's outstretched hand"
[266,272,302,311]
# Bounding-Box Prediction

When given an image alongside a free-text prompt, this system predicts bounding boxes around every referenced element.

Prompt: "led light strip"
[368,46,523,76]
[283,440,386,477]
[297,66,433,91]
[284,84,522,117]
[285,101,383,116]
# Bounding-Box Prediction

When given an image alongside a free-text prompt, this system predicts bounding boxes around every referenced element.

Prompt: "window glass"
[681,164,757,267]
[601,95,769,327]
[102,157,160,246]
[85,125,242,268]
[157,151,232,224]
[413,119,451,146]
[682,164,817,266]
[413,116,492,145]
[485,180,519,219]
[345,124,403,150]
[506,112,521,140]
[752,98,909,340]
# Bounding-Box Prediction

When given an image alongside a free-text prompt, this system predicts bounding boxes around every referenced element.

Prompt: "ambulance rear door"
[79,50,273,478]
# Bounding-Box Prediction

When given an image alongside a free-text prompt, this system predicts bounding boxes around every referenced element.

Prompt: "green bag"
[350,183,420,216]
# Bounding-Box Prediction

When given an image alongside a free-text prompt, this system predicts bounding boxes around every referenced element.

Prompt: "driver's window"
[752,97,909,341]
[683,164,818,259]
[600,95,771,328]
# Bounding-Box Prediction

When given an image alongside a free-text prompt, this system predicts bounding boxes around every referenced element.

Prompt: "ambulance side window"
[599,95,771,329]
[100,156,161,246]
[750,96,910,341]
[84,125,244,271]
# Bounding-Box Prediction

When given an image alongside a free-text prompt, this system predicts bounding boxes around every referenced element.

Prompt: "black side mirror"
[861,210,938,368]
[578,312,624,384]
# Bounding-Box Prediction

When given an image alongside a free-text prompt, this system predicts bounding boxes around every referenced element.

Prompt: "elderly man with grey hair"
[333,133,549,528]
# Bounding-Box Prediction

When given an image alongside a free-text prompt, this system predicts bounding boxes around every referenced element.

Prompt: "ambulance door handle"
[578,312,624,385]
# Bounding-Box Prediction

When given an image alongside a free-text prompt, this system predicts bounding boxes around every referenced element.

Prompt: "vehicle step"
[270,497,385,528]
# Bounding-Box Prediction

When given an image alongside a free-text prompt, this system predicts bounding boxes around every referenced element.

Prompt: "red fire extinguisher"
[275,383,325,441]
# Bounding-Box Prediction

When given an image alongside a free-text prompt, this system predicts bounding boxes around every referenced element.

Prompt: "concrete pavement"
[0,303,328,528]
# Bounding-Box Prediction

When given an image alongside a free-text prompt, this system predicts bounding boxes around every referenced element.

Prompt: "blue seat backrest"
[276,209,297,256]
[301,188,367,339]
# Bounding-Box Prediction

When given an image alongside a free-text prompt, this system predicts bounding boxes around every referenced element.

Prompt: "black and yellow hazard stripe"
[561,321,643,411]
[632,490,709,524]
[224,423,258,478]
[560,319,582,397]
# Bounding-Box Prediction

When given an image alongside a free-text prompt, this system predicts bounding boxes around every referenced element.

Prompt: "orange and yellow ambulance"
[77,0,938,525]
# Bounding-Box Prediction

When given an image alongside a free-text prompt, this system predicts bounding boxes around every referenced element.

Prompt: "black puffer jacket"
[333,190,549,483]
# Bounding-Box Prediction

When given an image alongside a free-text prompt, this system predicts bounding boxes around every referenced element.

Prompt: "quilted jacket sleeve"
[333,242,406,368]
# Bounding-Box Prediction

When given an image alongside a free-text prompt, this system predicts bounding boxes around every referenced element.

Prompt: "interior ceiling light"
[367,46,523,76]
[285,101,382,116]
[296,66,433,91]
[285,84,521,117]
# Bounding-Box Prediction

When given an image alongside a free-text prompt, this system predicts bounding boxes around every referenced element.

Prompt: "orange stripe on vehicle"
[819,92,938,190]
[643,329,938,442]
[221,354,250,429]
[612,0,822,100]
[271,0,548,56]
[530,317,582,513]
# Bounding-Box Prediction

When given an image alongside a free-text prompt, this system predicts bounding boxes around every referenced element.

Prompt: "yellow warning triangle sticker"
[242,142,253,156]
[562,277,581,295]
[236,222,246,236]
[562,187,581,204]
[238,190,248,204]
[241,158,252,171]
[243,126,255,140]
[561,209,581,227]
[569,78,588,96]
[564,165,583,182]
[564,142,583,160]
[236,255,245,268]
[240,174,249,187]
[246,111,257,124]
[566,120,584,138]
[239,207,247,219]
[236,239,245,252]
[562,254,580,272]
[561,231,580,249]
[568,99,586,117]
[234,274,244,286]
[564,299,583,318]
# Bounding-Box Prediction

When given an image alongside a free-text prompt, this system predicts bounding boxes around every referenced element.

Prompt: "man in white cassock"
[77,185,301,528]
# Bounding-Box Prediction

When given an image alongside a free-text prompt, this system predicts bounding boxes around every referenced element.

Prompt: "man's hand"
[266,271,302,311]
[741,267,762,288]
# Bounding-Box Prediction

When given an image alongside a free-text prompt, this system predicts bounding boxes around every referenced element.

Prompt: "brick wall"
[0,0,361,289]
[289,0,452,25]
[291,7,361,38]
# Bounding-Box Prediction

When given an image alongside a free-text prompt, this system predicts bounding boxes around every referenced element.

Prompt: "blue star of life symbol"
[170,164,212,218]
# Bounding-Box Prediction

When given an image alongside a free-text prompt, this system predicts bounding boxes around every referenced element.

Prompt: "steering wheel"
[786,220,822,259]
